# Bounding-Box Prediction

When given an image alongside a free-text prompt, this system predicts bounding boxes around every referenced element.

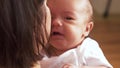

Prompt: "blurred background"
[90,0,120,68]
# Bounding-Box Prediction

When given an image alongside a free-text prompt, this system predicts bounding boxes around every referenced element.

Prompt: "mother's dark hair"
[0,0,48,68]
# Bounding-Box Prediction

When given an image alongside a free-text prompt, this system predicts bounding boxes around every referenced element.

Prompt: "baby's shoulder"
[78,37,99,49]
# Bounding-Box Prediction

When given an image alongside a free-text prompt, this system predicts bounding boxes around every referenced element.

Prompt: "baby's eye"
[65,17,74,20]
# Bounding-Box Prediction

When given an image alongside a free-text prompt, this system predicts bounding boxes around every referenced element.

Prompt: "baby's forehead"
[73,0,92,13]
[69,0,93,19]
[77,0,93,15]
[75,0,91,7]
[48,0,92,15]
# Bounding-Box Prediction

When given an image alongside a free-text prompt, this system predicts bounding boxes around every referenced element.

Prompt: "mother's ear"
[84,21,94,36]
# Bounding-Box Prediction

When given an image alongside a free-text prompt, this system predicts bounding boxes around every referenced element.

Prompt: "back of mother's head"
[0,0,49,68]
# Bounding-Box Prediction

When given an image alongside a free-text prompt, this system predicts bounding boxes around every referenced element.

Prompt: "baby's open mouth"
[51,32,63,36]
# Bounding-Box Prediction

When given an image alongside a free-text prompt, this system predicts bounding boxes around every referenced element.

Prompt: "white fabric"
[40,37,113,68]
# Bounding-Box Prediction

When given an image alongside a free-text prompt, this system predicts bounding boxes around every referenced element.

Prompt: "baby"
[40,0,113,68]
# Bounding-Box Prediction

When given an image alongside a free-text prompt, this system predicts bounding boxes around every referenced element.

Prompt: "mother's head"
[0,0,51,68]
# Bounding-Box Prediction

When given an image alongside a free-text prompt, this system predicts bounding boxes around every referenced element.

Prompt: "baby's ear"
[84,21,94,36]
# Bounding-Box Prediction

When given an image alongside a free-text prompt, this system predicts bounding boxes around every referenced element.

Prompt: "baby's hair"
[89,0,94,21]
[86,0,94,22]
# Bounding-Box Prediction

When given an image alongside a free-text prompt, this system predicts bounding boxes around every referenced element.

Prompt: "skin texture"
[47,0,93,56]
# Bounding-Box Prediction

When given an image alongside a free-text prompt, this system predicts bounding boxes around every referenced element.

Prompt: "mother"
[0,0,51,68]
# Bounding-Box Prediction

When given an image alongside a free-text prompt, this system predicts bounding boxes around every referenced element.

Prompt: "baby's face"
[48,0,93,50]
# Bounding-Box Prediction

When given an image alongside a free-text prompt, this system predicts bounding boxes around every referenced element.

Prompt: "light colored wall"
[91,0,120,15]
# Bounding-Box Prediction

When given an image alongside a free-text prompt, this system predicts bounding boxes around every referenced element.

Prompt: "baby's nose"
[52,18,63,27]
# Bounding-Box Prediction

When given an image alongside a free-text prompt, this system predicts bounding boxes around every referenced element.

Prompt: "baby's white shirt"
[40,37,113,68]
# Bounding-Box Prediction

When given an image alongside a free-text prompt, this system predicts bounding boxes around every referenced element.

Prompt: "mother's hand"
[62,64,77,68]
[62,64,107,68]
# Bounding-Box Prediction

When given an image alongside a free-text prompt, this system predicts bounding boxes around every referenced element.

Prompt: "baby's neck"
[47,46,66,57]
